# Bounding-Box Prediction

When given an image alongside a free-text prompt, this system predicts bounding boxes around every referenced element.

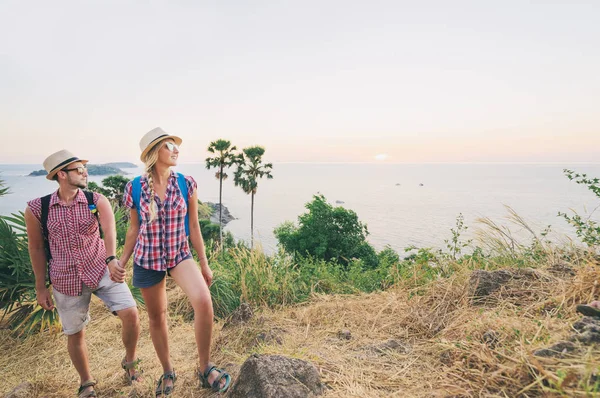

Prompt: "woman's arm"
[120,208,140,267]
[187,189,212,285]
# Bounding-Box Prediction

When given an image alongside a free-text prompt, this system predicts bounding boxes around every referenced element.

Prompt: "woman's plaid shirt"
[123,171,197,271]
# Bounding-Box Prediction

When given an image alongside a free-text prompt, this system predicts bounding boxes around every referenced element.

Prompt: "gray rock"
[573,316,600,332]
[534,341,577,358]
[228,354,324,398]
[5,382,35,398]
[337,329,352,340]
[224,302,253,328]
[469,270,513,299]
[482,330,499,349]
[255,328,284,345]
[370,339,411,355]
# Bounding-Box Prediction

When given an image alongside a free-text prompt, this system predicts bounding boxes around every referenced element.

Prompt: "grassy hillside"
[2,254,599,397]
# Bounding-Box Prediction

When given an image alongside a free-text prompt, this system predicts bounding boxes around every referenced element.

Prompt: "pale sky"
[0,1,599,164]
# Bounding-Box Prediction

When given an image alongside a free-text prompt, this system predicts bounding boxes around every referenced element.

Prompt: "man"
[24,150,141,398]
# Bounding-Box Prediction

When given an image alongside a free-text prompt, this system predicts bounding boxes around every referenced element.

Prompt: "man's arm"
[24,206,54,310]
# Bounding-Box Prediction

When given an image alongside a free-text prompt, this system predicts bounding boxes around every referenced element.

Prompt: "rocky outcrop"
[207,202,236,225]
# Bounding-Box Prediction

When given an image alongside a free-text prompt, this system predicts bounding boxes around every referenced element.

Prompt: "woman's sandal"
[121,357,142,385]
[77,380,97,398]
[155,370,177,396]
[199,363,232,393]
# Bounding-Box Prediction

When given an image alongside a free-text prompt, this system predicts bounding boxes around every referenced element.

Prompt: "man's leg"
[93,268,141,379]
[68,329,94,391]
[53,286,94,394]
[116,307,140,377]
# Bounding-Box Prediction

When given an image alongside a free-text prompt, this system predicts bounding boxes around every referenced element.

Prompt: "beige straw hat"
[43,150,88,181]
[139,127,182,161]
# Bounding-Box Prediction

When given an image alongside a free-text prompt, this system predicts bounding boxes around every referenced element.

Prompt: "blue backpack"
[131,173,190,236]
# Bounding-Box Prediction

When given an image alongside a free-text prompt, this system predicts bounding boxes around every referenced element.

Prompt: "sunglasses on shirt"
[164,141,179,152]
[62,166,87,175]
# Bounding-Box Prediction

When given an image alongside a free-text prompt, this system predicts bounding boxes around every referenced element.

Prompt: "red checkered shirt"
[123,172,197,271]
[28,190,107,296]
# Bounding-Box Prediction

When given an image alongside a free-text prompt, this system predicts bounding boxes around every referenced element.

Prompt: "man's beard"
[68,175,87,189]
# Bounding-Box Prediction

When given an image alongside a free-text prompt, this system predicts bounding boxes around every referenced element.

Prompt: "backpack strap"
[40,194,52,285]
[132,176,142,225]
[176,173,190,237]
[83,190,103,238]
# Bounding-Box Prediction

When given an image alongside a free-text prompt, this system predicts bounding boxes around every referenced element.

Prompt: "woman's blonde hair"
[141,141,164,223]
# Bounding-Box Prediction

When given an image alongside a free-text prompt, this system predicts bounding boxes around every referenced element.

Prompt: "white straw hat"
[43,150,88,181]
[139,127,182,161]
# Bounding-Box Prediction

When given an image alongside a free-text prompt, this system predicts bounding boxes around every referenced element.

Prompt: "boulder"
[228,354,324,398]
[469,270,513,299]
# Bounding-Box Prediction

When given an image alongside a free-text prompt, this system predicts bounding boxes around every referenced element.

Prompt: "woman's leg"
[140,278,175,388]
[169,259,225,387]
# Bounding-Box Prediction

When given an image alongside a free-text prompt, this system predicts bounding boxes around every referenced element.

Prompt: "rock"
[228,354,324,398]
[255,328,284,345]
[5,382,35,398]
[207,202,236,225]
[482,330,499,349]
[419,183,424,186]
[337,329,352,340]
[224,302,253,328]
[395,183,400,186]
[547,263,575,277]
[534,341,577,358]
[335,200,345,204]
[370,339,411,355]
[469,270,513,299]
[573,316,600,332]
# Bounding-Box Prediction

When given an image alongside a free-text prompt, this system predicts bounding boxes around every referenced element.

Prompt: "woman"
[120,127,231,396]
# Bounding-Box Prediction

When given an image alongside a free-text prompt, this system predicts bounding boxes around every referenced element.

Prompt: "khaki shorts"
[53,268,137,335]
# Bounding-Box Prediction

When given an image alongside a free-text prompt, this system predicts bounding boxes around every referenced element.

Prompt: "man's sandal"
[155,370,177,396]
[199,364,232,393]
[77,380,97,398]
[121,357,142,385]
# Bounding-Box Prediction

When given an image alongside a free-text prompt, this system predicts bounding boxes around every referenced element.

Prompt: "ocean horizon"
[1,162,599,255]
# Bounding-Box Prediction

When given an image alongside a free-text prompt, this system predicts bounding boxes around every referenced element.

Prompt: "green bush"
[274,194,378,268]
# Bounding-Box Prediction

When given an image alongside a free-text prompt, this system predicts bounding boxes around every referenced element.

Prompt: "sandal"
[77,380,97,398]
[576,304,600,318]
[121,357,142,385]
[199,363,232,393]
[155,370,177,396]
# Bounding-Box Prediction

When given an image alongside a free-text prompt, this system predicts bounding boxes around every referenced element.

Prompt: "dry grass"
[2,261,600,397]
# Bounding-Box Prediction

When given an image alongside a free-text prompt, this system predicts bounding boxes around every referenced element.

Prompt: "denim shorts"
[132,255,191,288]
[53,268,137,335]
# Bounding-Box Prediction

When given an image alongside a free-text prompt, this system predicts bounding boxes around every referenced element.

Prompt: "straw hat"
[43,150,89,181]
[139,127,182,161]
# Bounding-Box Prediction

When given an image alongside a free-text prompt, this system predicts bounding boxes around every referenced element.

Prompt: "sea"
[1,163,599,254]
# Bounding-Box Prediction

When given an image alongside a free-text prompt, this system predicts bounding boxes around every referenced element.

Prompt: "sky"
[0,1,599,164]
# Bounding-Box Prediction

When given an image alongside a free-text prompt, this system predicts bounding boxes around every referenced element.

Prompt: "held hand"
[108,259,126,283]
[201,264,213,287]
[36,287,55,311]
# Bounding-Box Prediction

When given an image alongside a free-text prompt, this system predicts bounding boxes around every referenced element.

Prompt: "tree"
[205,139,239,249]
[274,194,378,268]
[234,146,273,248]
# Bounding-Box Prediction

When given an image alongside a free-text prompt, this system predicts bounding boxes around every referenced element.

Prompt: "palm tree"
[234,146,273,248]
[205,139,239,248]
